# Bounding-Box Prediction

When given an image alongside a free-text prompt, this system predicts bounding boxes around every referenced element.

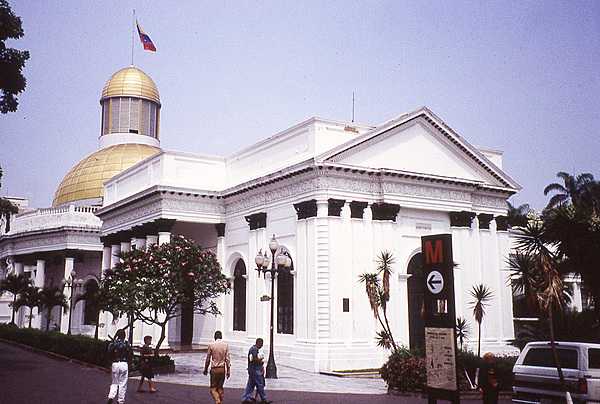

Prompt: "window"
[277,260,294,335]
[589,349,600,369]
[232,260,246,331]
[523,347,578,369]
[82,280,100,326]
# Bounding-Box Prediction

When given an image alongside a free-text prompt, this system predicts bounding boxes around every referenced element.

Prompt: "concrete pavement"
[0,341,511,403]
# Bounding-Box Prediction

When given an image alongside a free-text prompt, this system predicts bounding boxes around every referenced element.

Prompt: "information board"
[425,327,458,391]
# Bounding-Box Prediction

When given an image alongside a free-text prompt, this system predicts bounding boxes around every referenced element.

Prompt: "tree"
[358,251,399,352]
[103,235,230,356]
[0,0,29,113]
[0,272,30,324]
[514,219,569,396]
[507,251,540,315]
[455,317,470,351]
[14,285,39,328]
[543,172,594,210]
[507,201,530,228]
[468,283,493,358]
[0,166,19,233]
[38,286,68,331]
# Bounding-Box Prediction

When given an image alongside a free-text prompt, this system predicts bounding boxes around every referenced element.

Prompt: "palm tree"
[507,252,540,315]
[455,317,470,351]
[543,171,595,210]
[15,285,40,328]
[0,273,31,325]
[507,201,530,228]
[358,251,398,352]
[469,283,493,358]
[514,219,569,396]
[38,286,68,331]
[0,197,18,233]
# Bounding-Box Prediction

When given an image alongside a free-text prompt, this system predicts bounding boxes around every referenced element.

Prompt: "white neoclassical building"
[1,65,523,372]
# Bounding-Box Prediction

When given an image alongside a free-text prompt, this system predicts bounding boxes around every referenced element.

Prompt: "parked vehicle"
[513,341,600,403]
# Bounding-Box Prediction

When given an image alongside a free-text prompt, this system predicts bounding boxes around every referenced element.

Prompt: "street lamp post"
[255,234,292,379]
[66,271,82,335]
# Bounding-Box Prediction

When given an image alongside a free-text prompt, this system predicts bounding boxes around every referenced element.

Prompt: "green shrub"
[0,325,174,371]
[380,348,426,392]
[380,347,517,392]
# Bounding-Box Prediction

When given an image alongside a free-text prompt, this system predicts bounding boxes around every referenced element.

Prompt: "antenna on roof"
[352,91,355,123]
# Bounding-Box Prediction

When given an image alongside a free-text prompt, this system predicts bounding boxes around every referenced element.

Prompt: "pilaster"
[60,257,75,334]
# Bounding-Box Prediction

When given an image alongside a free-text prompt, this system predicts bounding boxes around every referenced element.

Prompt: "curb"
[0,338,110,374]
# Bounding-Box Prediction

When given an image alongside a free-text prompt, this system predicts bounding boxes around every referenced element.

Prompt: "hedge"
[0,324,174,371]
[380,347,517,393]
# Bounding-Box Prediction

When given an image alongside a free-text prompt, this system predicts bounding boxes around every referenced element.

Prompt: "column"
[33,259,46,329]
[13,261,24,326]
[146,235,158,248]
[101,246,111,276]
[215,224,226,332]
[315,199,331,370]
[120,241,131,253]
[131,237,146,250]
[60,257,75,334]
[110,244,121,269]
[158,231,171,245]
[13,261,23,275]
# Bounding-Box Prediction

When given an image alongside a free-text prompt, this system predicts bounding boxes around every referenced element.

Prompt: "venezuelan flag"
[136,20,156,52]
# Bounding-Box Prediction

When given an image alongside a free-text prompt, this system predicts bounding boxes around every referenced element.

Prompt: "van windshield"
[523,347,578,369]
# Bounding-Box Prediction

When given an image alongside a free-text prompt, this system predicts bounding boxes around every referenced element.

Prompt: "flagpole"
[131,9,135,65]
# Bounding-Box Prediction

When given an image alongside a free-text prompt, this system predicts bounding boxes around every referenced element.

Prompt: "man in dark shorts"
[107,329,132,404]
[137,335,157,393]
[242,338,271,404]
[203,331,231,404]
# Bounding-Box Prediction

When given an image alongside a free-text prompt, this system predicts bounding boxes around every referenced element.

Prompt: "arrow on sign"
[427,271,444,294]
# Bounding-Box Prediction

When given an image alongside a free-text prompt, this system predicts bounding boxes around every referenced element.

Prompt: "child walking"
[137,335,157,393]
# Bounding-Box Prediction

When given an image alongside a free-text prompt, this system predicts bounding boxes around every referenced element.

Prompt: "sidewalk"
[157,352,388,395]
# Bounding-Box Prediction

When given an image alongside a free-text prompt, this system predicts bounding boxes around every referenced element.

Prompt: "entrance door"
[181,281,194,345]
[407,253,425,352]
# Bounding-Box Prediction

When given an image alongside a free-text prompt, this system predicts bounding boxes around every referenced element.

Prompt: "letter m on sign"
[424,240,443,264]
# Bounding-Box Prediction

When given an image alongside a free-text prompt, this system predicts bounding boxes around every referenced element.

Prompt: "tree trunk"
[477,321,482,358]
[11,294,16,325]
[548,305,567,392]
[128,312,134,345]
[94,312,100,339]
[381,307,398,351]
[28,307,33,328]
[45,308,51,331]
[154,321,167,357]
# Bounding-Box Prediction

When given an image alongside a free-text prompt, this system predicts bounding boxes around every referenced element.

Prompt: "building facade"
[1,65,523,372]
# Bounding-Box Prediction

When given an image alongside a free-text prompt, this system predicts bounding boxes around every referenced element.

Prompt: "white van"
[513,341,600,403]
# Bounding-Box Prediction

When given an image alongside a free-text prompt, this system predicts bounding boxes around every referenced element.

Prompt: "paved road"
[0,342,511,404]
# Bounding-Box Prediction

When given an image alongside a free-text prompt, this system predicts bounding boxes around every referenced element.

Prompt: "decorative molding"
[349,201,368,219]
[371,203,400,221]
[245,212,267,230]
[293,200,317,220]
[327,199,345,217]
[449,211,476,227]
[472,193,508,209]
[478,213,494,229]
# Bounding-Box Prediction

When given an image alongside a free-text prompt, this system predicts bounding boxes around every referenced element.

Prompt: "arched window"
[233,259,247,331]
[277,254,294,334]
[82,280,100,326]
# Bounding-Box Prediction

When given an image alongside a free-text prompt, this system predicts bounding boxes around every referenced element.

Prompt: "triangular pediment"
[318,108,520,190]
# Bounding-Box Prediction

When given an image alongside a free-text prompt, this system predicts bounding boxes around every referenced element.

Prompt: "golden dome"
[101,66,160,104]
[52,144,160,207]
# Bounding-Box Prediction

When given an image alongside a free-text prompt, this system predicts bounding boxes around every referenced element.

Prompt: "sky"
[1,0,599,210]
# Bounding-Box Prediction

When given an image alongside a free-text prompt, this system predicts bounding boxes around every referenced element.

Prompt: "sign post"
[421,234,460,404]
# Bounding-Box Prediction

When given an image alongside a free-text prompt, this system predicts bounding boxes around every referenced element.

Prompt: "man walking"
[203,331,231,404]
[242,338,271,404]
[107,329,132,404]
